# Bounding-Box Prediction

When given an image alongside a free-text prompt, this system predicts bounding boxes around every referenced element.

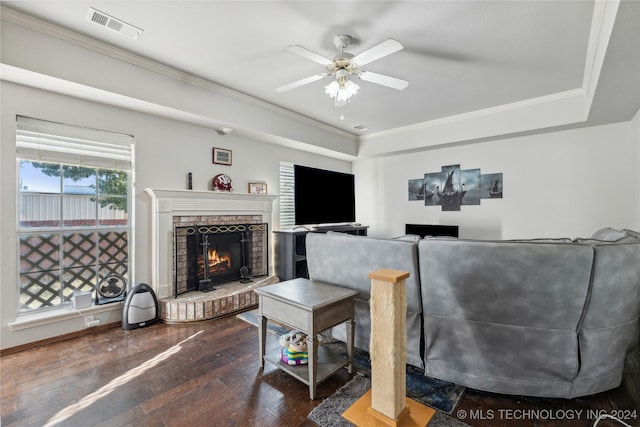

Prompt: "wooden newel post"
[370,269,410,421]
[343,269,435,427]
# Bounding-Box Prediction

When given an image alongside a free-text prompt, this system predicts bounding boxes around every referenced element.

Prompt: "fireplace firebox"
[174,223,268,296]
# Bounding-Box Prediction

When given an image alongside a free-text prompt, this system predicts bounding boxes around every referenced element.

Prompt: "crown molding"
[360,88,587,141]
[0,5,354,140]
[581,0,620,114]
[359,0,620,155]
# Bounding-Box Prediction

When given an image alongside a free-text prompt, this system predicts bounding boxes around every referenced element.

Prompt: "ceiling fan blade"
[359,71,409,90]
[286,45,333,66]
[351,39,403,66]
[276,74,325,93]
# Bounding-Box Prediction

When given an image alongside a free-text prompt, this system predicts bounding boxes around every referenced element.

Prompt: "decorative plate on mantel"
[212,174,233,191]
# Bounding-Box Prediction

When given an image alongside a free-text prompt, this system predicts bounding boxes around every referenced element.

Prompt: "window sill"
[8,303,123,331]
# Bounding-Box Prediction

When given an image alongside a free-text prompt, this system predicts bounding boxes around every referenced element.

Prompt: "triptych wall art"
[408,164,503,211]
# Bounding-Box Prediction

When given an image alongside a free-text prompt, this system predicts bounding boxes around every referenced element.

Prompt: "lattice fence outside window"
[18,231,128,311]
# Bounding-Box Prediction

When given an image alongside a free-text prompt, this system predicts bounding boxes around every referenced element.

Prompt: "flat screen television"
[294,165,355,226]
[405,224,459,238]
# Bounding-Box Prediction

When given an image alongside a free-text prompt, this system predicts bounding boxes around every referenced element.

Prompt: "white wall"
[354,119,640,239]
[0,81,351,349]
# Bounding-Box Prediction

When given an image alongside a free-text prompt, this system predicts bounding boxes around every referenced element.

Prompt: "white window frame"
[15,116,135,315]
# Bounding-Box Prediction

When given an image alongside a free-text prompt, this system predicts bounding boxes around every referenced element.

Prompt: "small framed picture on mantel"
[213,147,232,166]
[248,182,268,194]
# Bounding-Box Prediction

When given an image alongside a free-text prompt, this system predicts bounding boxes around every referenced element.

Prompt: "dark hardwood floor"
[1,313,638,427]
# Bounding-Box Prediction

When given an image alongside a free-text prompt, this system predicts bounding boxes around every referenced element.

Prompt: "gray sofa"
[305,232,424,368]
[305,228,640,398]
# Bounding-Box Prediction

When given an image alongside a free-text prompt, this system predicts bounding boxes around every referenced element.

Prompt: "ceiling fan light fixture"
[282,35,407,111]
[324,81,340,98]
[325,74,359,102]
[340,80,359,101]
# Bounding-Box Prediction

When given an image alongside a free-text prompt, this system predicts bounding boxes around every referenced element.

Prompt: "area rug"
[237,309,465,414]
[307,374,471,427]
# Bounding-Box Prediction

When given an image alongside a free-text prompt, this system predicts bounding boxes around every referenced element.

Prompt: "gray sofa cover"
[573,242,640,396]
[304,229,640,398]
[305,232,424,368]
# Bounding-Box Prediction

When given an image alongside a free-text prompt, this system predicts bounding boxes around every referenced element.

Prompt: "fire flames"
[198,249,231,274]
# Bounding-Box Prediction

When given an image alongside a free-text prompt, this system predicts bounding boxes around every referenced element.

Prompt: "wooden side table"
[255,278,358,399]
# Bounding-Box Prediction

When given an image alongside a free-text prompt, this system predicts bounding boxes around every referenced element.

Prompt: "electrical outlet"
[86,319,101,327]
[85,315,99,328]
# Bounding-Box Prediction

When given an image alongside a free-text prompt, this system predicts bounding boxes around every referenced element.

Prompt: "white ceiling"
[2,0,639,139]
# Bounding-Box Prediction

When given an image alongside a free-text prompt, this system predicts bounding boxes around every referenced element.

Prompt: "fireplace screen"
[174,223,268,296]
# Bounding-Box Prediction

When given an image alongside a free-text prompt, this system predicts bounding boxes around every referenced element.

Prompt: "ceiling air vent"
[353,125,370,132]
[86,8,143,40]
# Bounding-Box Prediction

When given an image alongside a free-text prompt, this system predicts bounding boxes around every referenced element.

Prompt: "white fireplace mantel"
[145,188,278,299]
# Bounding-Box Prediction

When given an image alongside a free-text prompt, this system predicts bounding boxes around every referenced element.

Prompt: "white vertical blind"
[279,162,295,228]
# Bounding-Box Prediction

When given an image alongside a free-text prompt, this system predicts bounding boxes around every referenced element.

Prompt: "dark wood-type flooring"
[1,313,638,427]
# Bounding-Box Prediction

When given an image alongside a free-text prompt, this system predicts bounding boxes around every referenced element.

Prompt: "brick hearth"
[159,275,279,323]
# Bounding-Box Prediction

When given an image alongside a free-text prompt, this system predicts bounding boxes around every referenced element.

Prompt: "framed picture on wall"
[213,147,232,165]
[248,182,268,194]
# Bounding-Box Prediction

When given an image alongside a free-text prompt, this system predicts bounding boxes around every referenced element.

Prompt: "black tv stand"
[273,225,368,280]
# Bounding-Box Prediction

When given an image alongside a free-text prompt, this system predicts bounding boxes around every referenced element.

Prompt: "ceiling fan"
[276,34,409,103]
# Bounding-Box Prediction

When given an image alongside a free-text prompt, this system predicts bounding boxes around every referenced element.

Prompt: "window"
[16,117,134,313]
[279,162,294,228]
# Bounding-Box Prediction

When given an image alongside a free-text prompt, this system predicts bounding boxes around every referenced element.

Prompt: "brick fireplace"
[145,189,278,322]
[173,217,268,295]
